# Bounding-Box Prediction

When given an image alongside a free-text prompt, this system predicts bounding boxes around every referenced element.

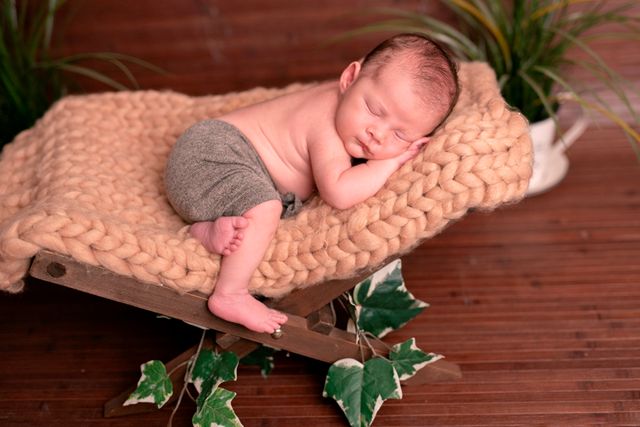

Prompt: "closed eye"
[394,131,408,142]
[365,100,380,117]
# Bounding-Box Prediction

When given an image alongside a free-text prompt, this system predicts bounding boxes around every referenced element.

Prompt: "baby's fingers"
[412,139,429,151]
[398,141,427,165]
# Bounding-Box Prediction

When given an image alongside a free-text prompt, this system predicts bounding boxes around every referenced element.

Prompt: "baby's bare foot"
[190,217,248,255]
[208,291,288,334]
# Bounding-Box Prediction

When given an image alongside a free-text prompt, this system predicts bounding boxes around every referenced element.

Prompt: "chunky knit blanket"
[0,62,532,298]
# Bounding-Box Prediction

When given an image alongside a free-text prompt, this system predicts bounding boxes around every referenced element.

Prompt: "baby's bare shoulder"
[307,129,351,177]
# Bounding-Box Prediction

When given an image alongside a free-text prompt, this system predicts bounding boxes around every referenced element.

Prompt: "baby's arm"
[310,139,423,210]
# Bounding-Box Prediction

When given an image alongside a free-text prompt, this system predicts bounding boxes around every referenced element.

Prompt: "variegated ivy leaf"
[196,354,239,412]
[354,259,427,338]
[192,387,243,427]
[190,348,238,393]
[124,360,173,408]
[323,358,402,427]
[240,345,277,378]
[389,338,443,381]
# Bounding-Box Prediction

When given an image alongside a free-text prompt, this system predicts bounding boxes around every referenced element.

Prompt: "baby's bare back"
[219,81,341,202]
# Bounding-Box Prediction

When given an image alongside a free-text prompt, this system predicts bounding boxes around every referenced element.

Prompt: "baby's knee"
[243,200,282,231]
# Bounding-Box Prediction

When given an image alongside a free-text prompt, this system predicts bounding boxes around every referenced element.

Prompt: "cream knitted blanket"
[0,62,532,298]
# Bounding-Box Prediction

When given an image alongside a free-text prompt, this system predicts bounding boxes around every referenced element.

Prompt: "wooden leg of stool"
[216,305,462,384]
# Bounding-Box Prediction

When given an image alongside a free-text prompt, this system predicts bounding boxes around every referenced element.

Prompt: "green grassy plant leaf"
[0,0,161,145]
[192,388,243,427]
[124,360,173,408]
[353,260,427,338]
[389,338,443,381]
[323,358,402,427]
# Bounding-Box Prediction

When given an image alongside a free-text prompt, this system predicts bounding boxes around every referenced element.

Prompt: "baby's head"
[336,33,459,160]
[360,33,459,125]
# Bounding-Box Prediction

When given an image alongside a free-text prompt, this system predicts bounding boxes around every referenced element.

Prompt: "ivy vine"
[124,259,443,426]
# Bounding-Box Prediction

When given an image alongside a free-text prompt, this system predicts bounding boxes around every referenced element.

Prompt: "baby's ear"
[339,61,361,93]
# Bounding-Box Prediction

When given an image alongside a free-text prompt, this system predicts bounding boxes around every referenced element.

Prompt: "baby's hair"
[361,33,460,133]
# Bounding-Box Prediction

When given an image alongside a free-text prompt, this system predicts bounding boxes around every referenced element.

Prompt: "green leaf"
[389,338,443,381]
[189,349,238,393]
[192,388,243,427]
[240,345,278,378]
[323,358,402,427]
[123,360,173,408]
[353,260,427,338]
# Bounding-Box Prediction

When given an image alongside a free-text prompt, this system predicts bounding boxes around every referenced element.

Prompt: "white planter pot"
[526,114,589,196]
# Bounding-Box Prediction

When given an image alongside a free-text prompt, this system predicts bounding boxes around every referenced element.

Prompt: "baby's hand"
[394,139,428,166]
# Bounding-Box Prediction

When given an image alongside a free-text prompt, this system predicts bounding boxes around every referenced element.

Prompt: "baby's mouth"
[357,139,371,155]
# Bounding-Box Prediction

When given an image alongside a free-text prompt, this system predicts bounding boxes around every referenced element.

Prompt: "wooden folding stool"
[28,250,463,417]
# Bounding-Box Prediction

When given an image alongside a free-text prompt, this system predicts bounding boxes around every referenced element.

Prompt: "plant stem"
[167,329,208,427]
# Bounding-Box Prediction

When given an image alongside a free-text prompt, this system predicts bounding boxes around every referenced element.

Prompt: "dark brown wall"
[56,0,639,98]
[57,0,450,95]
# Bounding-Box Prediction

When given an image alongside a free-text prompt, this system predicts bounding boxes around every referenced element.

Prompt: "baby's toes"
[269,310,288,324]
[232,217,249,229]
[264,320,282,334]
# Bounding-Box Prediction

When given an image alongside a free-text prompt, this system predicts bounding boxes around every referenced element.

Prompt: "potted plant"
[0,0,161,148]
[349,0,639,195]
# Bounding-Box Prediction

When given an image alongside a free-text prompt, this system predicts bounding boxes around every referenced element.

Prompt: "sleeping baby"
[164,33,459,334]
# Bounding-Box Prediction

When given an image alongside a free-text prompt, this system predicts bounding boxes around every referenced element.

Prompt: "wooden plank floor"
[1,125,639,426]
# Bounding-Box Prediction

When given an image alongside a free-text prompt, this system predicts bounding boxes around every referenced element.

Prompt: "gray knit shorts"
[164,119,302,223]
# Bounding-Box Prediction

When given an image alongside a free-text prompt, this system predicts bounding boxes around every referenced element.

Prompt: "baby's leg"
[208,199,288,333]
[190,217,248,255]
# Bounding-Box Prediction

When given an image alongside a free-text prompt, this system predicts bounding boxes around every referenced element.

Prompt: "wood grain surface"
[1,127,638,426]
[1,1,639,425]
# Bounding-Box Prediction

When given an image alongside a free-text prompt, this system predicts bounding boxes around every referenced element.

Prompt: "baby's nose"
[367,127,385,143]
